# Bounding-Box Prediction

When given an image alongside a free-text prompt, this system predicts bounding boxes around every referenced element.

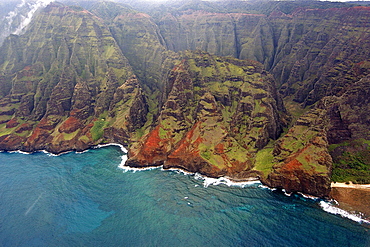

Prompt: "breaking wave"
[193,173,261,188]
[319,200,370,224]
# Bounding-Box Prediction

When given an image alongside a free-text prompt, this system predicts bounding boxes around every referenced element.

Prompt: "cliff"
[154,5,370,107]
[0,3,148,153]
[127,51,286,179]
[0,1,369,197]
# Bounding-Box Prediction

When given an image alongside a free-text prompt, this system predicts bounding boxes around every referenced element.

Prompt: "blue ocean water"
[0,146,369,247]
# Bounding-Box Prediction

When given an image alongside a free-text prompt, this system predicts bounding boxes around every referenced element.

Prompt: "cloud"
[12,0,54,34]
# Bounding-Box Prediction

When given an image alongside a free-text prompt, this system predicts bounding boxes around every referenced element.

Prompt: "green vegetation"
[331,169,370,184]
[0,124,15,137]
[330,139,370,183]
[159,127,167,139]
[79,135,90,143]
[63,130,79,141]
[200,149,211,161]
[254,147,274,177]
[91,120,107,141]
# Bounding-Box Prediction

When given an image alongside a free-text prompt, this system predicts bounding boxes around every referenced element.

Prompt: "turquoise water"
[0,146,369,247]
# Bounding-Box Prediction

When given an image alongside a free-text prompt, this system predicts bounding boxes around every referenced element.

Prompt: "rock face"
[264,108,333,197]
[262,74,370,196]
[0,1,370,197]
[155,6,370,107]
[0,3,148,153]
[127,51,285,178]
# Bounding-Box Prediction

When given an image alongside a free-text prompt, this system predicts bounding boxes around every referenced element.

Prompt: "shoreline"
[330,182,370,224]
[331,182,370,190]
[3,145,370,225]
[2,143,129,157]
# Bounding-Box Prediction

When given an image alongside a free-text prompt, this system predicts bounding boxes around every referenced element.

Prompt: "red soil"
[59,116,82,133]
[282,159,303,171]
[26,127,44,143]
[15,123,33,133]
[6,118,19,128]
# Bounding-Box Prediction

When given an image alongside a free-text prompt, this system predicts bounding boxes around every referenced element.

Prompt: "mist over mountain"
[0,0,369,197]
[0,0,54,45]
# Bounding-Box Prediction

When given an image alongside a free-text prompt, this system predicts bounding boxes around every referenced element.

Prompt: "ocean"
[0,145,369,247]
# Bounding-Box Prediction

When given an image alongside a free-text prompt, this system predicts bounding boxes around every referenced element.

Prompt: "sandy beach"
[331,182,370,189]
[330,182,370,222]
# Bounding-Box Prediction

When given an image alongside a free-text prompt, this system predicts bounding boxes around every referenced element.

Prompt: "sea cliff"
[0,1,370,198]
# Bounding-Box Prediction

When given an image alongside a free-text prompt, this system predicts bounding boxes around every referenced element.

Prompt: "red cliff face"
[127,51,285,179]
[0,2,369,197]
[0,4,148,154]
[262,107,333,197]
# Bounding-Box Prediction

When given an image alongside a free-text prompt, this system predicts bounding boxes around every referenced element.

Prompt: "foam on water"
[5,143,126,157]
[117,151,369,226]
[166,168,194,176]
[94,143,128,153]
[281,189,293,197]
[319,200,370,224]
[117,154,163,173]
[75,150,90,154]
[0,146,369,246]
[9,145,368,227]
[258,184,277,191]
[41,150,71,156]
[118,154,261,188]
[193,172,261,188]
[119,164,163,173]
[8,150,32,155]
[297,192,319,200]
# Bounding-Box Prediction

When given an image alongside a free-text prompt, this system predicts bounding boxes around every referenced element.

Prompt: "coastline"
[3,145,370,224]
[2,143,129,157]
[330,182,370,223]
[331,182,370,189]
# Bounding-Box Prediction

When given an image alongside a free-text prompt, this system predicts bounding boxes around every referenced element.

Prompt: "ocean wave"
[118,164,163,173]
[297,192,319,200]
[118,162,261,188]
[5,142,127,157]
[193,173,261,188]
[8,150,32,155]
[166,168,194,176]
[94,143,128,153]
[282,189,293,197]
[41,150,70,156]
[258,185,277,191]
[319,201,370,224]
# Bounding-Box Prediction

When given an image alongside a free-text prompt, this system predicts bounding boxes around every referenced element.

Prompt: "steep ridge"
[158,11,239,57]
[155,6,370,106]
[0,1,369,197]
[89,1,181,125]
[147,4,370,196]
[325,75,370,184]
[127,51,286,179]
[264,107,332,196]
[89,1,172,90]
[269,7,370,106]
[0,3,148,153]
